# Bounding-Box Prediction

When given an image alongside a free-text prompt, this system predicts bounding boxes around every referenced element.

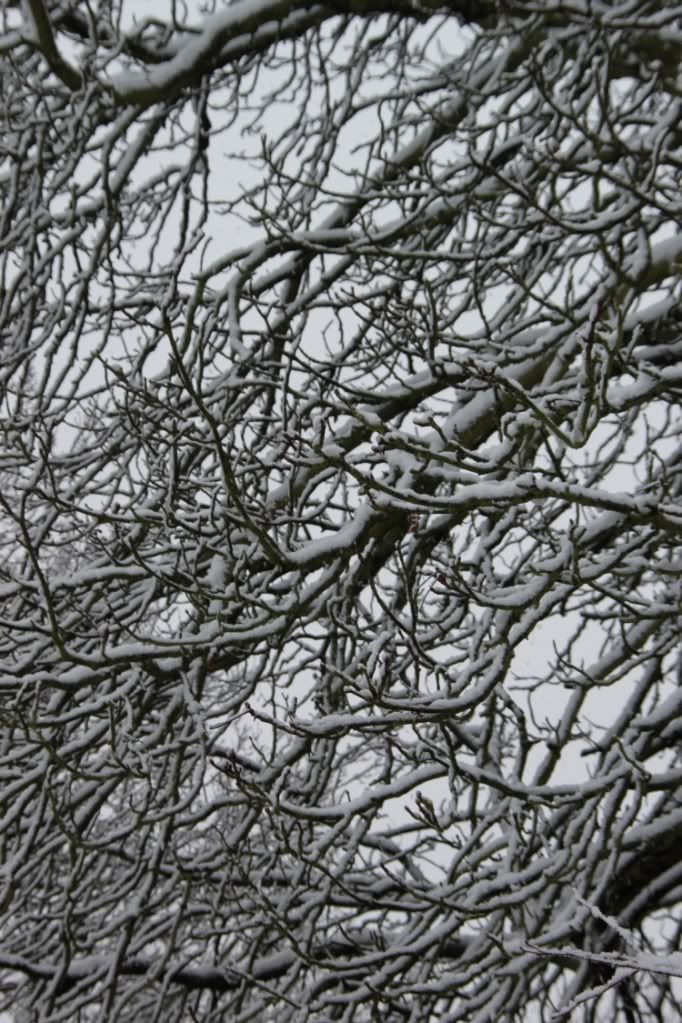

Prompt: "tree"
[1,0,682,1019]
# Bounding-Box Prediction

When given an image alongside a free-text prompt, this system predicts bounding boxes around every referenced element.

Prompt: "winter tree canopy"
[2,0,682,1019]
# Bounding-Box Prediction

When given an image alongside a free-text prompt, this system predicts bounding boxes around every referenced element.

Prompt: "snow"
[279,763,444,820]
[205,554,226,589]
[633,688,682,730]
[357,411,383,427]
[18,0,38,45]
[106,0,314,102]
[322,443,346,458]
[288,503,375,565]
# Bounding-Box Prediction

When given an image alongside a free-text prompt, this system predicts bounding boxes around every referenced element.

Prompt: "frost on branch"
[1,1,682,1020]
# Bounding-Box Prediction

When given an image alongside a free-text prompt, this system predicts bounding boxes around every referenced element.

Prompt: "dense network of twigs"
[2,1,682,1020]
